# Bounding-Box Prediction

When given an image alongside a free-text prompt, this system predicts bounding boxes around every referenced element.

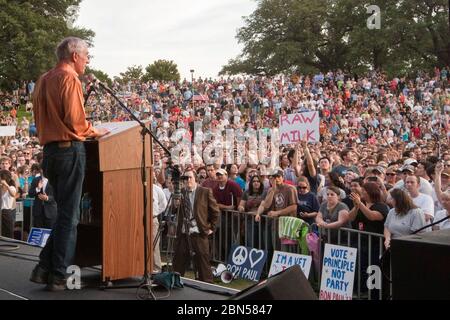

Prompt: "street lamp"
[190,69,194,84]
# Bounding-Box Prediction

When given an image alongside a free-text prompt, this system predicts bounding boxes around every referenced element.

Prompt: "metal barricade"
[159,208,391,300]
[317,227,387,300]
[212,210,302,275]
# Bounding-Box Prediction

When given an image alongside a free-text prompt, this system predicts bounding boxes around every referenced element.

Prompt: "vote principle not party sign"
[319,244,357,300]
[227,245,268,282]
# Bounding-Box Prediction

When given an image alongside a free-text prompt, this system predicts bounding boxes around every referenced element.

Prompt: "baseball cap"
[269,168,284,177]
[372,166,386,175]
[216,168,228,176]
[404,158,418,166]
[401,165,416,173]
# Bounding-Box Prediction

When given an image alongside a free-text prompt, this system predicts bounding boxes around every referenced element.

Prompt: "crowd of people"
[85,67,450,285]
[2,51,450,290]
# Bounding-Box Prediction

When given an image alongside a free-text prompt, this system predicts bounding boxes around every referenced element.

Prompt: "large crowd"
[1,67,450,256]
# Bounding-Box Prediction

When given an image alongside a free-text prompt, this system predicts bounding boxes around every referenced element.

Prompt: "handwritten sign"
[227,245,268,282]
[279,112,320,145]
[269,251,312,278]
[319,244,357,300]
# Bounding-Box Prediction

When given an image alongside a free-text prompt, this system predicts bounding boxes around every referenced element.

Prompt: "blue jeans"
[39,142,86,278]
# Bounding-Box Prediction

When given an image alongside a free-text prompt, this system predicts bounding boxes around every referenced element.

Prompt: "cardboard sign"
[320,244,357,300]
[27,228,51,248]
[269,251,312,278]
[0,126,16,137]
[279,112,320,145]
[226,245,268,282]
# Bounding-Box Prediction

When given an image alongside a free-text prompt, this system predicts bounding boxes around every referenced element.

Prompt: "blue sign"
[226,245,268,282]
[27,228,52,248]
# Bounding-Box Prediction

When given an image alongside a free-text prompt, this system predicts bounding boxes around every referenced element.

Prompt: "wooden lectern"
[74,121,153,282]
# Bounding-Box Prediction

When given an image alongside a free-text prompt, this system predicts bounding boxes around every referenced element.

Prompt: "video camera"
[166,163,187,199]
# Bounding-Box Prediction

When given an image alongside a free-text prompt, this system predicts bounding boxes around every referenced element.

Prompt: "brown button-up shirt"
[33,62,95,146]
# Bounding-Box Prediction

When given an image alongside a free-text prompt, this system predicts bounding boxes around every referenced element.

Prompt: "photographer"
[172,169,220,283]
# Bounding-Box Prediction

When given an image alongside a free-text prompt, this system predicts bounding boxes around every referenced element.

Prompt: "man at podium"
[30,37,109,291]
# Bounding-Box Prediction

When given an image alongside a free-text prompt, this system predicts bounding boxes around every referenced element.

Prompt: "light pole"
[190,69,194,84]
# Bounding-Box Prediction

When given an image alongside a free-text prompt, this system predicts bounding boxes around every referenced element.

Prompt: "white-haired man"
[30,37,109,291]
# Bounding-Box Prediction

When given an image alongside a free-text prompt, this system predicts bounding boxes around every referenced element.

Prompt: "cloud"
[75,0,257,79]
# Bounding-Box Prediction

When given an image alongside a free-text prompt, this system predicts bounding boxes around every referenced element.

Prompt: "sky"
[75,0,258,81]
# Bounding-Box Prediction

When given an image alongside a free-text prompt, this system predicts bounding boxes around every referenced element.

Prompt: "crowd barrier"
[160,209,391,300]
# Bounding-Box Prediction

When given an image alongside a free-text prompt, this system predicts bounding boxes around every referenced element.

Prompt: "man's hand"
[206,230,213,236]
[38,193,49,202]
[435,162,444,175]
[317,221,328,228]
[93,127,110,139]
[267,211,278,218]
[300,138,308,149]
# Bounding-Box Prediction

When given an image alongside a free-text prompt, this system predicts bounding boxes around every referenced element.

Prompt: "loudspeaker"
[230,265,317,300]
[391,229,450,300]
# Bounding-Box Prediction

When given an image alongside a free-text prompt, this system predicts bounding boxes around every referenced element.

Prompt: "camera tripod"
[154,190,199,281]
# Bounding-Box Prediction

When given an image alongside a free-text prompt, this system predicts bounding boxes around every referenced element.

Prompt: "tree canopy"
[0,0,94,90]
[119,65,144,84]
[221,0,450,77]
[143,60,180,82]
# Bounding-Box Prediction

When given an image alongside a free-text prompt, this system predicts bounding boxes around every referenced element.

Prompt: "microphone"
[84,74,99,103]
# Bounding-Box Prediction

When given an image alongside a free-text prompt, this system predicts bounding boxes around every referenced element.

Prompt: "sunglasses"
[298,186,308,190]
[386,173,396,176]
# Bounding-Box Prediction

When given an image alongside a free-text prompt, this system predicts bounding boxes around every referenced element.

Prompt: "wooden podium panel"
[75,121,153,282]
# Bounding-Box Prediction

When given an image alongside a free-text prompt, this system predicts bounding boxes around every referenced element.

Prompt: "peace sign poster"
[226,245,268,282]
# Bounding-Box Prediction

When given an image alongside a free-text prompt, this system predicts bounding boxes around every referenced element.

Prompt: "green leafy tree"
[0,0,94,90]
[85,67,112,86]
[221,0,450,77]
[119,65,144,83]
[143,60,180,82]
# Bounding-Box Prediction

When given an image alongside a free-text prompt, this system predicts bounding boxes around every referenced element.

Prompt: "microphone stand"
[96,80,171,300]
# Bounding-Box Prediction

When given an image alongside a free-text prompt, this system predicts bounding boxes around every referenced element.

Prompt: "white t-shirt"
[153,184,168,217]
[1,186,16,210]
[394,178,433,196]
[434,210,450,230]
[412,193,434,218]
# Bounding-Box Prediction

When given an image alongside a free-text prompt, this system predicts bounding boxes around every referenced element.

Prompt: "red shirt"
[411,127,421,138]
[213,180,243,207]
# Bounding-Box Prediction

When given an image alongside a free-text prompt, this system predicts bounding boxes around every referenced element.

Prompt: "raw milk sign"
[320,244,357,300]
[269,251,312,278]
[227,245,268,282]
[279,111,319,145]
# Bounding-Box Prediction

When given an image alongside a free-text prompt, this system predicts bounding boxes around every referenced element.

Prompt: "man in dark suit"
[28,170,57,229]
[172,169,220,283]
